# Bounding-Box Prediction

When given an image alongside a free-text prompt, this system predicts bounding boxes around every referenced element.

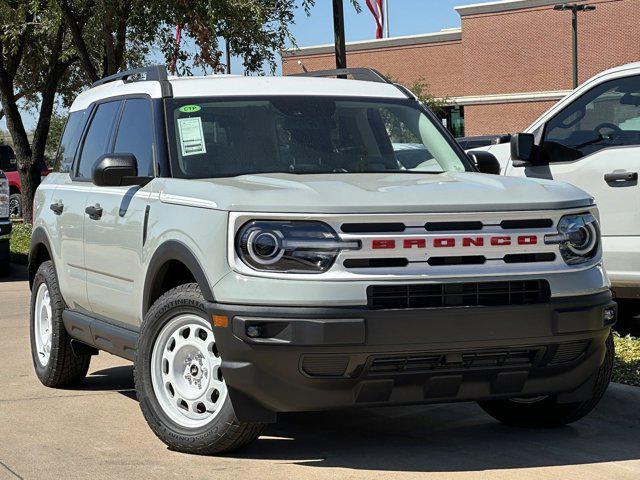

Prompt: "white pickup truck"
[478,62,640,316]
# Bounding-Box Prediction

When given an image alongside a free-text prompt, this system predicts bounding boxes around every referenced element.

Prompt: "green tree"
[1,0,359,222]
[0,0,77,222]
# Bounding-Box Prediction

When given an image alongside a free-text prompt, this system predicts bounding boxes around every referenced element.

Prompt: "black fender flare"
[29,226,55,288]
[143,240,215,314]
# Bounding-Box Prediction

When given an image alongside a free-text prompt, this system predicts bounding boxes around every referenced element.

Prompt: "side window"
[542,75,640,163]
[55,111,86,173]
[76,101,121,179]
[113,98,155,176]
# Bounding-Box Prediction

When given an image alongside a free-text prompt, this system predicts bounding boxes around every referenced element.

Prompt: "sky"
[5,0,473,130]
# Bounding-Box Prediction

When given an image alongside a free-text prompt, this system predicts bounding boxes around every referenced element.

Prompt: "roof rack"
[91,65,172,97]
[291,67,390,83]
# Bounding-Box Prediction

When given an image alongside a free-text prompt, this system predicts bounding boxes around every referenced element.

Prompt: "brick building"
[282,0,640,137]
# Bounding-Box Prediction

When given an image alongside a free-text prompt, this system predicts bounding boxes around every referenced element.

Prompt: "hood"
[158,172,593,214]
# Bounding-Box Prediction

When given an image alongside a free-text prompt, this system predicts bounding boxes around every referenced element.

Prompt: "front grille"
[368,347,540,375]
[367,280,550,310]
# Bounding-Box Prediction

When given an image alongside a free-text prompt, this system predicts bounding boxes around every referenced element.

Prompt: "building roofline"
[455,0,569,16]
[282,28,461,58]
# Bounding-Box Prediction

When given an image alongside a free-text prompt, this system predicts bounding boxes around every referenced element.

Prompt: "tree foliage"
[1,0,360,222]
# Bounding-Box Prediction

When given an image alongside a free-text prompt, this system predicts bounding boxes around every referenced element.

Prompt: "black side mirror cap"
[92,154,151,187]
[510,133,535,163]
[468,150,501,175]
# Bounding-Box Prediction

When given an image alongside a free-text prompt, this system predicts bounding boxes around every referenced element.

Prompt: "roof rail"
[91,65,172,97]
[291,67,416,100]
[291,67,390,84]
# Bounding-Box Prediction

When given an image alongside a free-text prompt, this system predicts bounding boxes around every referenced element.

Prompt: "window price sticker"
[177,117,207,156]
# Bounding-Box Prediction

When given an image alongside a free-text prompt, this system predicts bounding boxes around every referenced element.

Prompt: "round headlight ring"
[565,222,597,256]
[246,229,285,265]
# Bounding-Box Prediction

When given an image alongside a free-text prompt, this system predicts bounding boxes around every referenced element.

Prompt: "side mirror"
[510,133,535,164]
[468,150,501,175]
[92,154,151,187]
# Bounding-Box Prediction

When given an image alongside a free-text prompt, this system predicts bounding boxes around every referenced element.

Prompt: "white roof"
[70,75,406,112]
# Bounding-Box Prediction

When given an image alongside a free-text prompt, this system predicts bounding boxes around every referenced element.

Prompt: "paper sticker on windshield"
[179,104,201,113]
[177,117,207,156]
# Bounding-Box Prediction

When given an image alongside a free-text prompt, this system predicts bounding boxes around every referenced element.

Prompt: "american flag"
[365,0,385,39]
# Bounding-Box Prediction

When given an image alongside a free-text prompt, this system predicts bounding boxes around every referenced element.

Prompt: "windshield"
[167,96,470,178]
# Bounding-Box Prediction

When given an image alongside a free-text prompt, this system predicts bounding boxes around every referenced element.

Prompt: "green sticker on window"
[179,104,201,113]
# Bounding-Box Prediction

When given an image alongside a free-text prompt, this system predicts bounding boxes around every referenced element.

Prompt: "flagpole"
[384,0,389,38]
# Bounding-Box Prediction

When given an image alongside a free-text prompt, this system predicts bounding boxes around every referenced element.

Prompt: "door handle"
[604,171,638,184]
[50,202,64,215]
[85,204,103,220]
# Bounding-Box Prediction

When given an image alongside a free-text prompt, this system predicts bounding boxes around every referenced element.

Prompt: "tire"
[134,283,265,455]
[478,333,614,427]
[30,260,91,387]
[9,193,22,218]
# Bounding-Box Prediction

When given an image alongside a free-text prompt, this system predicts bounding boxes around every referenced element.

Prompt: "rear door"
[83,97,155,327]
[506,74,640,282]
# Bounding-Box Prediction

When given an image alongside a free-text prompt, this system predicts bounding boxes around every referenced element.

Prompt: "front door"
[506,74,640,283]
[83,98,156,327]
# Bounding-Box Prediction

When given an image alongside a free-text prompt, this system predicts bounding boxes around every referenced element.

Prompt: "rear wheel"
[478,333,614,427]
[134,283,265,454]
[30,260,91,386]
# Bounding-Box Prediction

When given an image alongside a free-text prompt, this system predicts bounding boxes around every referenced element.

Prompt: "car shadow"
[84,365,640,473]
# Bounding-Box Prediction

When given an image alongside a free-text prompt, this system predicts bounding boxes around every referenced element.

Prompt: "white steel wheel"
[33,283,53,367]
[150,314,228,429]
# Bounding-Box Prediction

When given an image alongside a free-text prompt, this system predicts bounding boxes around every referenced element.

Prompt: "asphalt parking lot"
[1,265,640,480]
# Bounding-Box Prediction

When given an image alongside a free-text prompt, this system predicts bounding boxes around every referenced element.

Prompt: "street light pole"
[332,0,347,69]
[554,3,596,89]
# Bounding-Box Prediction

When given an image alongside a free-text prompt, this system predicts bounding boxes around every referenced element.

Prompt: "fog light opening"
[246,325,263,338]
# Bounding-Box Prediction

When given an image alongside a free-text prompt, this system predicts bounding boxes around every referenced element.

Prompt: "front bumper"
[208,291,615,423]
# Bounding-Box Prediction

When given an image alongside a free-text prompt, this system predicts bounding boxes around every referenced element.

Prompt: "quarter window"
[76,101,121,179]
[542,75,640,163]
[56,111,86,173]
[113,98,155,176]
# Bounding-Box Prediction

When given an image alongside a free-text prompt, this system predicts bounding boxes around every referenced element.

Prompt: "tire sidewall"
[29,262,61,381]
[134,292,236,445]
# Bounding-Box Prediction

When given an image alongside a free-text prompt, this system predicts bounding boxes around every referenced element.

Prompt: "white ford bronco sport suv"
[30,66,616,455]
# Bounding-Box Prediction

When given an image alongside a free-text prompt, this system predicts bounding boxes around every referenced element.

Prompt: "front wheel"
[478,333,614,427]
[9,193,22,218]
[134,283,265,454]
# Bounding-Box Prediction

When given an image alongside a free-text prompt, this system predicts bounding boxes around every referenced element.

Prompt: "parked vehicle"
[29,66,616,455]
[0,145,51,218]
[0,171,11,275]
[457,134,511,150]
[476,63,640,308]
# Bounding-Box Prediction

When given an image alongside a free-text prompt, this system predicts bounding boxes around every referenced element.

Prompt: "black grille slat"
[425,221,483,231]
[427,255,486,266]
[500,219,554,229]
[367,280,550,310]
[341,222,406,233]
[504,253,556,263]
[344,258,409,269]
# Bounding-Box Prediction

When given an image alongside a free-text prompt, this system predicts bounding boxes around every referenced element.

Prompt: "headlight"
[0,176,9,219]
[544,213,599,265]
[236,220,360,273]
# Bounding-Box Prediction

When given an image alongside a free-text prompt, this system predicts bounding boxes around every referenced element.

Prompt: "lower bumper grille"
[367,280,550,310]
[368,347,541,375]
